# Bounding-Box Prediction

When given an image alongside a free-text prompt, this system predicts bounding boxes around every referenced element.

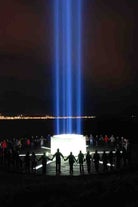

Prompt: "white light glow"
[19,153,44,157]
[41,146,51,150]
[51,134,86,156]
[99,161,115,167]
[35,160,54,170]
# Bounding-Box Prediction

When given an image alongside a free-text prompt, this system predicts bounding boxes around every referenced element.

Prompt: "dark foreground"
[0,167,138,207]
[0,144,138,207]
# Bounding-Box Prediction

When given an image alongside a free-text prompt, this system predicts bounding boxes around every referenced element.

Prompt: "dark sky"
[0,0,137,117]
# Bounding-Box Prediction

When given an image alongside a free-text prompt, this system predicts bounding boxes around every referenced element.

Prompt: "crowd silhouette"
[0,133,132,175]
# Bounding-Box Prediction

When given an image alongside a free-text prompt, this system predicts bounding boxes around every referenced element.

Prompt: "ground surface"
[0,144,138,207]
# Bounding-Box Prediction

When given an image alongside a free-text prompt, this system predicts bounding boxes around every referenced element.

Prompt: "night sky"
[0,0,137,117]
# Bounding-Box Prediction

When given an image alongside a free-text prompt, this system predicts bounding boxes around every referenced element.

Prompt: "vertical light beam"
[66,0,72,133]
[76,0,82,133]
[54,0,60,134]
[54,0,82,135]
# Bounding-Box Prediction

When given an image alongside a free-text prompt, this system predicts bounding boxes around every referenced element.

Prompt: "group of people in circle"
[0,133,132,176]
[34,145,131,175]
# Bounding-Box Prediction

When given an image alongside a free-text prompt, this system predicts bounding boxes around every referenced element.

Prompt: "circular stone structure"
[50,134,87,156]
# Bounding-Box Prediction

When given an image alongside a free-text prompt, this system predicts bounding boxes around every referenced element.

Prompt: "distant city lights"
[0,115,96,120]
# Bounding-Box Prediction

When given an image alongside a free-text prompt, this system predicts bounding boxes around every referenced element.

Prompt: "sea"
[0,116,137,143]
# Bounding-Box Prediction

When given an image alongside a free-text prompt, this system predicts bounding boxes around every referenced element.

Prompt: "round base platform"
[50,134,87,156]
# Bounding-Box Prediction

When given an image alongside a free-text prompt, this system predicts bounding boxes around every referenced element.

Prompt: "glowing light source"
[51,134,86,156]
[54,0,82,134]
[35,160,54,170]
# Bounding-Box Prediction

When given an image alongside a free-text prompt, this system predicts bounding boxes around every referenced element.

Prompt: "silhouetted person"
[89,134,94,147]
[5,149,12,170]
[115,148,122,169]
[101,150,108,172]
[64,152,77,175]
[15,150,22,171]
[93,150,100,173]
[127,141,132,167]
[24,151,30,174]
[39,152,51,175]
[85,150,92,174]
[77,150,85,174]
[122,146,128,167]
[31,151,38,174]
[108,150,114,170]
[52,148,64,174]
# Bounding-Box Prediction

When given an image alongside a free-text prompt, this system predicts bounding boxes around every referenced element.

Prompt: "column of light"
[54,0,82,134]
[54,0,60,134]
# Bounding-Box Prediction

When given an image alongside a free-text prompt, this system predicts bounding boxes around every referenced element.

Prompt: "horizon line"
[0,115,96,120]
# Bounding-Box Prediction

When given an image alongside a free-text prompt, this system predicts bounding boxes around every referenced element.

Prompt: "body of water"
[0,116,137,143]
